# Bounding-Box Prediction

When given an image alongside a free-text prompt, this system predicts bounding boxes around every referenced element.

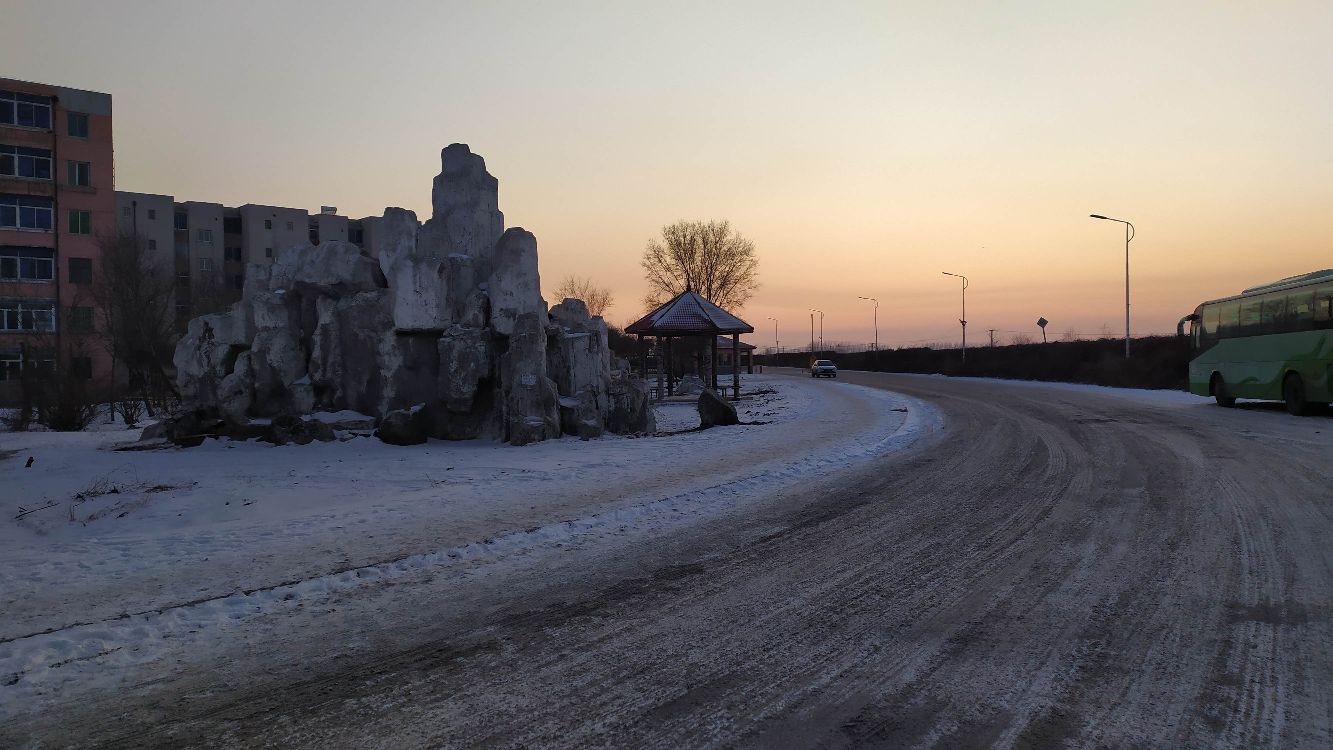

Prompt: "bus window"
[1288,290,1314,331]
[1239,298,1263,336]
[1202,305,1220,338]
[1261,294,1287,334]
[1315,286,1333,328]
[1217,302,1240,338]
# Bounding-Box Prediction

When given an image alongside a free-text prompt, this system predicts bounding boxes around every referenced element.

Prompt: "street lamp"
[809,309,824,353]
[1089,214,1135,358]
[858,296,878,369]
[767,316,779,358]
[942,272,968,363]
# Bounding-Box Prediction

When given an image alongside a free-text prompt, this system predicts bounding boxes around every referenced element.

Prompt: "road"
[15,371,1333,748]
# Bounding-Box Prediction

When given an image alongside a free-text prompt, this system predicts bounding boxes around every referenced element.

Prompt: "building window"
[1,247,55,281]
[0,351,19,381]
[197,228,213,245]
[0,90,53,129]
[233,274,244,290]
[67,161,91,187]
[0,299,57,332]
[0,145,53,180]
[0,195,54,231]
[199,257,213,272]
[148,209,157,220]
[264,219,272,229]
[286,221,294,231]
[224,246,242,262]
[121,206,131,218]
[148,239,157,250]
[68,306,94,333]
[67,209,92,235]
[265,247,273,258]
[67,257,92,284]
[67,112,89,138]
[174,211,187,230]
[69,356,93,379]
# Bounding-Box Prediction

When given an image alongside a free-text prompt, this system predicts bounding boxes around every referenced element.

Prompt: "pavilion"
[625,290,754,400]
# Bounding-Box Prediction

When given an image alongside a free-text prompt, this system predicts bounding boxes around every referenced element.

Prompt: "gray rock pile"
[170,144,653,446]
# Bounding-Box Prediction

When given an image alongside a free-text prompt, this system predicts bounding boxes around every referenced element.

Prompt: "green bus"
[1181,269,1333,414]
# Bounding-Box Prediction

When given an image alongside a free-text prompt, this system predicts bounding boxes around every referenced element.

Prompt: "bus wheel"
[1283,373,1310,416]
[1212,374,1236,407]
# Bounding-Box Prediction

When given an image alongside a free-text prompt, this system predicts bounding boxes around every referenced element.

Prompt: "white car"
[811,359,837,378]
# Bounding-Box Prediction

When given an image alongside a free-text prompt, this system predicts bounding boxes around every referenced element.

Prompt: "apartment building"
[114,193,374,326]
[1,78,114,393]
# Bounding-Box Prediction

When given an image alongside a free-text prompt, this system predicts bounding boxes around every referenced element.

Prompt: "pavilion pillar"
[710,336,719,390]
[666,337,674,396]
[732,333,741,399]
[638,334,646,380]
[655,337,664,397]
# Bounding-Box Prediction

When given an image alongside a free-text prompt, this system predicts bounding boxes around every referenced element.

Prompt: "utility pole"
[809,309,824,353]
[809,312,815,358]
[988,329,996,347]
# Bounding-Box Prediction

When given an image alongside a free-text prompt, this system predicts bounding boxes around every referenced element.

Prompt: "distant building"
[1,78,114,393]
[114,193,376,327]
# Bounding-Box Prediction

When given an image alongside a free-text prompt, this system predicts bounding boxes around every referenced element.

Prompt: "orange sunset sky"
[4,1,1331,350]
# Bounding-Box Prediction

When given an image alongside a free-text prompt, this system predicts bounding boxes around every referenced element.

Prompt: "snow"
[0,374,934,717]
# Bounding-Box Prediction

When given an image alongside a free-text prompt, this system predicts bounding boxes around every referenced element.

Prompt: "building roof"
[625,291,754,336]
[716,335,756,350]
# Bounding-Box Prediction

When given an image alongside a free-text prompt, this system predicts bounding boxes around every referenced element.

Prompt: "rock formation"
[170,144,653,446]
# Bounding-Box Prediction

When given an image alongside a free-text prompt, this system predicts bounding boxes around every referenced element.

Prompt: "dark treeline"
[761,335,1192,390]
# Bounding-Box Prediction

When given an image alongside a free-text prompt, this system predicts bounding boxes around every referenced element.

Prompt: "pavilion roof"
[624,290,754,336]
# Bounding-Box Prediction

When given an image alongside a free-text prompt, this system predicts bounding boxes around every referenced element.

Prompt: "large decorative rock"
[170,143,657,448]
[504,312,561,445]
[216,351,254,423]
[424,144,504,277]
[698,388,740,428]
[438,325,491,412]
[487,228,546,337]
[607,372,655,434]
[173,312,249,406]
[270,241,385,296]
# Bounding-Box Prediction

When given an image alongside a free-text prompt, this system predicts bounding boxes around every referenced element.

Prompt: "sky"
[4,1,1332,349]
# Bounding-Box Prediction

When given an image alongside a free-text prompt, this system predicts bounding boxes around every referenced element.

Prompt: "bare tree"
[91,230,179,414]
[641,220,759,312]
[1010,332,1036,346]
[553,275,614,317]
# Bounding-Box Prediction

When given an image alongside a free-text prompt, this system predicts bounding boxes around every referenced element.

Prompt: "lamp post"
[810,309,824,353]
[858,296,878,369]
[1089,214,1134,358]
[942,272,968,363]
[767,316,779,361]
[808,311,816,357]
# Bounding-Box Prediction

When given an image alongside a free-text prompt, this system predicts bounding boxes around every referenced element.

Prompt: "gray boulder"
[377,405,428,446]
[698,388,740,428]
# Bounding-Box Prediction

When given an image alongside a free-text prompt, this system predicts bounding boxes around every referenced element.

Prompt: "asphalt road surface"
[23,371,1333,748]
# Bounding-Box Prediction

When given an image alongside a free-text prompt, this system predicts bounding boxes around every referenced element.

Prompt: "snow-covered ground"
[0,374,932,718]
